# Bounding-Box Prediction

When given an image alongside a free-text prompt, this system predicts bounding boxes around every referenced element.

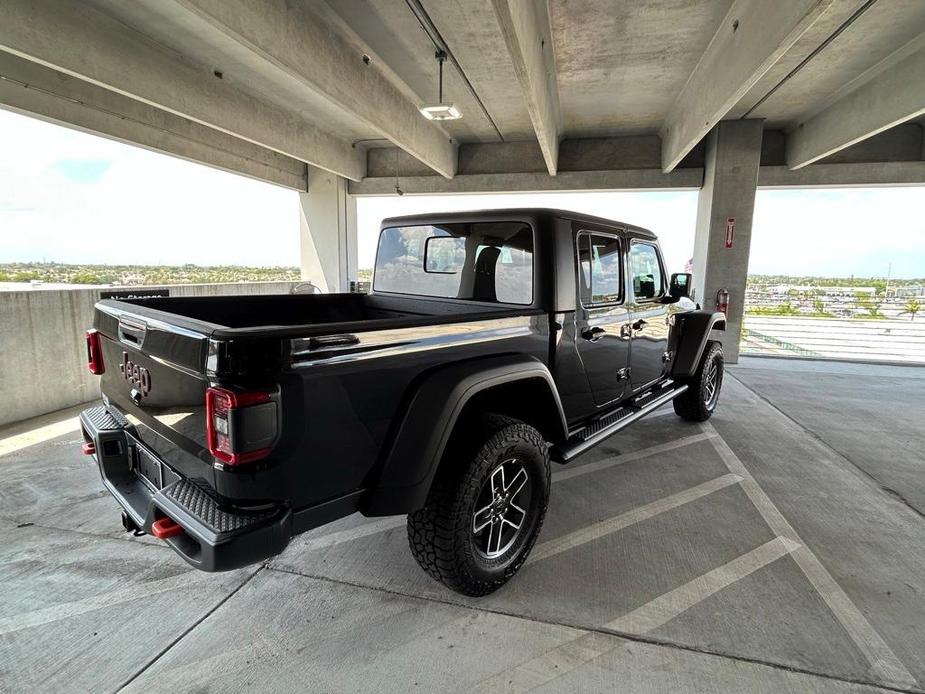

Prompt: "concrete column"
[692,119,763,363]
[299,165,357,293]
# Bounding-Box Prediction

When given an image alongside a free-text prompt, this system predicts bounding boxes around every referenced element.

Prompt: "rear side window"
[578,232,622,306]
[630,242,664,300]
[374,221,534,304]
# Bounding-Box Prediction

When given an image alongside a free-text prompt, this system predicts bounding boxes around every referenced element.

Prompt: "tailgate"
[95,301,213,477]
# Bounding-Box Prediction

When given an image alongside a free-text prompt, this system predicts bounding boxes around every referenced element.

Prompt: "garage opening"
[743,187,925,365]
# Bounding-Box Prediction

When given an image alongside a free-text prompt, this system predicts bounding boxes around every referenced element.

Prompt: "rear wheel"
[407,414,550,596]
[673,341,723,422]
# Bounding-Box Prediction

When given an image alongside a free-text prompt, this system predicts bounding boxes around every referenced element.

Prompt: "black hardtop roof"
[379,208,657,240]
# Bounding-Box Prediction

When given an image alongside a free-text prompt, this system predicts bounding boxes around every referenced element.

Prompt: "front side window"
[578,233,622,306]
[374,221,533,304]
[630,242,664,300]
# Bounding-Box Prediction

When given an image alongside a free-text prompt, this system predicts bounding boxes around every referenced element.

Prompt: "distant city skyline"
[2,109,924,278]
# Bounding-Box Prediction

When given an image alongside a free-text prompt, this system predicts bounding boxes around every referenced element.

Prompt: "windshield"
[373,221,534,304]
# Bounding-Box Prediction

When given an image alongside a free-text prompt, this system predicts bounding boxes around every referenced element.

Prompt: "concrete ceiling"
[2,0,922,184]
[549,0,734,138]
[84,0,377,142]
[738,0,925,128]
[330,0,925,139]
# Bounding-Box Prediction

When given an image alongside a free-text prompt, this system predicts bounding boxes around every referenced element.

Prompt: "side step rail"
[550,385,688,464]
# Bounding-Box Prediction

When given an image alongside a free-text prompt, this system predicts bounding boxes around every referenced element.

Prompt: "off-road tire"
[407,414,550,597]
[673,341,724,422]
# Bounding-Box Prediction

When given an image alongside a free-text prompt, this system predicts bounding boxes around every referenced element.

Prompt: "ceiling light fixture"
[419,50,462,121]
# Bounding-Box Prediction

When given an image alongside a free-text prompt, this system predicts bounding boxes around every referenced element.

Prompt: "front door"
[574,231,632,407]
[628,239,670,391]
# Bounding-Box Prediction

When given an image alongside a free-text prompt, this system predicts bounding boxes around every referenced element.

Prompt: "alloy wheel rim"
[471,459,530,559]
[704,358,719,408]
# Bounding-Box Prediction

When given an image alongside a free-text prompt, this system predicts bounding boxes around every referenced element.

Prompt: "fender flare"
[671,311,726,379]
[362,354,567,516]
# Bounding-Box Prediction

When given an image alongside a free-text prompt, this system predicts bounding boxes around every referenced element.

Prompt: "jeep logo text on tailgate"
[120,351,151,396]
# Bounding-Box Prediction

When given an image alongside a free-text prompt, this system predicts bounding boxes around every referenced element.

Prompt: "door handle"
[632,319,647,331]
[582,327,605,342]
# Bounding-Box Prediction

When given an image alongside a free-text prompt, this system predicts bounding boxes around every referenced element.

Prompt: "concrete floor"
[2,358,925,693]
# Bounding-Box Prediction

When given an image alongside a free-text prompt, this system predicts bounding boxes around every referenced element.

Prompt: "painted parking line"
[297,516,407,551]
[552,431,716,483]
[704,422,917,689]
[527,473,742,565]
[474,537,799,694]
[0,416,81,457]
[0,569,213,635]
[472,631,621,694]
[300,433,715,552]
[605,536,800,633]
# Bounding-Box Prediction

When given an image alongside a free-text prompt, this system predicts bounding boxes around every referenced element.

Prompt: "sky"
[1,108,924,278]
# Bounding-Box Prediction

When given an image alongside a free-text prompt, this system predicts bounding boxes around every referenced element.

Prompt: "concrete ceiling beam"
[0,0,364,180]
[174,0,457,179]
[787,39,925,169]
[349,168,702,196]
[660,0,832,172]
[760,161,925,188]
[0,53,307,190]
[491,0,561,175]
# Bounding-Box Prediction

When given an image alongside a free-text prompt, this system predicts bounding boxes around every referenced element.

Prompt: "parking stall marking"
[704,422,917,689]
[551,431,716,483]
[604,536,800,634]
[472,631,620,694]
[473,537,800,694]
[298,432,716,553]
[297,516,407,551]
[0,569,213,635]
[475,422,917,692]
[527,473,743,565]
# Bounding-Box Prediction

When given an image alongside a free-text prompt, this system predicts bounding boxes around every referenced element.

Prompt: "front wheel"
[407,414,550,596]
[673,341,724,422]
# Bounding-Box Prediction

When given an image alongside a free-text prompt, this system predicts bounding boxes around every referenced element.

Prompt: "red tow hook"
[82,442,96,456]
[151,517,185,540]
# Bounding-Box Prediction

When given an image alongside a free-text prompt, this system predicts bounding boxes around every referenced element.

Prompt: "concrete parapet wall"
[0,282,299,427]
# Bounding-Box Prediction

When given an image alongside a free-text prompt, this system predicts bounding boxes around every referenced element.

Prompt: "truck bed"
[87,288,550,534]
[102,291,537,338]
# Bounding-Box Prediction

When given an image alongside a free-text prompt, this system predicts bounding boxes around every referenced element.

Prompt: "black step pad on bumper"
[82,405,129,431]
[163,479,276,535]
[80,405,292,572]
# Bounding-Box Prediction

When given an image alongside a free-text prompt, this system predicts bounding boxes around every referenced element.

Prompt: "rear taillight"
[205,386,277,465]
[86,329,104,375]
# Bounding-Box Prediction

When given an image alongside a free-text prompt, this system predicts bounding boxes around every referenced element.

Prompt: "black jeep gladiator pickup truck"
[80,209,725,596]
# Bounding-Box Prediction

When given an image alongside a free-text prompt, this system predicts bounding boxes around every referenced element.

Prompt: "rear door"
[574,230,633,407]
[628,239,670,391]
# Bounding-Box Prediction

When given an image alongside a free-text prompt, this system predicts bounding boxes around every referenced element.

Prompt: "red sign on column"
[724,217,735,248]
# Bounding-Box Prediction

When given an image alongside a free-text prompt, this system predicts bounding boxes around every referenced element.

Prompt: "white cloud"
[0,109,298,267]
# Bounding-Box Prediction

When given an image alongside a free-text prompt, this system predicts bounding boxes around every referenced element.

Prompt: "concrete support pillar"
[299,165,357,293]
[692,119,763,364]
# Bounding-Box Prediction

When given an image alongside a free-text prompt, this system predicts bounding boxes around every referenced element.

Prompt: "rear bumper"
[79,405,292,571]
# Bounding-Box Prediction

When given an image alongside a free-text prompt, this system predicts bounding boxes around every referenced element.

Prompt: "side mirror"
[669,272,692,299]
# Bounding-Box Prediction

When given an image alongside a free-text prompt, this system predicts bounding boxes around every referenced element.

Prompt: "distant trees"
[853,292,884,319]
[70,271,117,285]
[0,262,300,286]
[902,298,921,321]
